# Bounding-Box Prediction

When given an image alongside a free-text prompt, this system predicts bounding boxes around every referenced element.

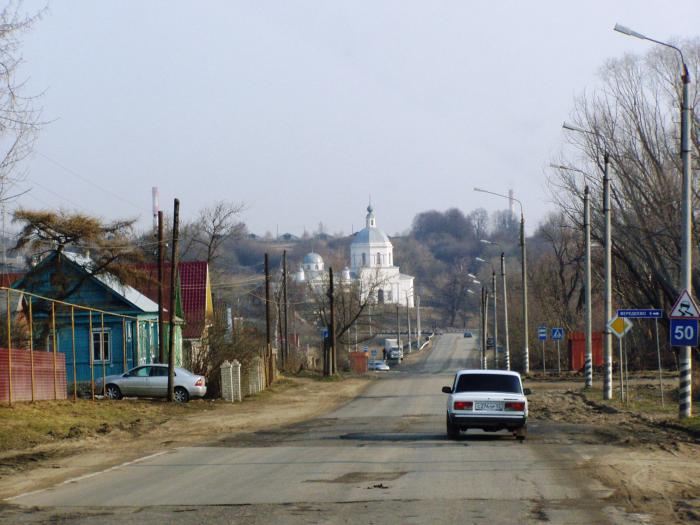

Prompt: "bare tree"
[0,3,45,200]
[181,201,246,265]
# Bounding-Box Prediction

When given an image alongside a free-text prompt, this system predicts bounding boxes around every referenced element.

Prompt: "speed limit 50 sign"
[670,318,699,347]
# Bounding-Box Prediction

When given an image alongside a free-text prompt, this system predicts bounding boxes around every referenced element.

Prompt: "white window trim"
[92,327,112,364]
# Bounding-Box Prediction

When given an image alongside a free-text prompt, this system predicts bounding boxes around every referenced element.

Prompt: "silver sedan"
[97,364,207,402]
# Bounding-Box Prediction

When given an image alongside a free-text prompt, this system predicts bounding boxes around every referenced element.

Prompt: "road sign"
[617,309,663,319]
[363,346,369,353]
[486,337,495,348]
[670,290,700,319]
[370,349,378,357]
[670,318,699,347]
[537,326,547,341]
[322,328,329,339]
[551,327,564,340]
[607,315,633,338]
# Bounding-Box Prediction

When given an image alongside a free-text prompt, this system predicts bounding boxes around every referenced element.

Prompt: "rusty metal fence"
[0,287,160,405]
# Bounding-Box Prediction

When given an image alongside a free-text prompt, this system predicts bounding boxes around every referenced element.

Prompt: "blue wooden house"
[12,250,183,385]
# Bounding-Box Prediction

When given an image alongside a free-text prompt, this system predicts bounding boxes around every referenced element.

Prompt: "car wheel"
[446,413,460,440]
[174,386,190,403]
[514,425,527,441]
[105,384,122,400]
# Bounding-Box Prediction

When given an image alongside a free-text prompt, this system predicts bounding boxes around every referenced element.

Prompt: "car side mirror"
[523,388,532,396]
[441,386,452,394]
[123,373,129,377]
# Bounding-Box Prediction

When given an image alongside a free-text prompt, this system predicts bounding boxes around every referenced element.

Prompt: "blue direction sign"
[551,327,564,340]
[370,349,378,358]
[670,318,699,347]
[617,309,663,319]
[322,328,329,339]
[537,326,547,341]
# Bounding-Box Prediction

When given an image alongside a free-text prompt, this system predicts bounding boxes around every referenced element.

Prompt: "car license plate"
[474,401,503,411]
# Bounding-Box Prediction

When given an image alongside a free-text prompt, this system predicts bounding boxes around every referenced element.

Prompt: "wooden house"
[12,250,183,384]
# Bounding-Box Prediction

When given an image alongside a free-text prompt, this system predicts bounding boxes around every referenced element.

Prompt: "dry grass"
[0,398,207,452]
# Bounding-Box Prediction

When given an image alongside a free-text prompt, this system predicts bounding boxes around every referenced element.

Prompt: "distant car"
[463,331,473,338]
[368,360,390,371]
[96,364,206,403]
[441,370,530,440]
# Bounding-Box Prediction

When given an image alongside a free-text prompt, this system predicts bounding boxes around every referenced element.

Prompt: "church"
[296,204,415,307]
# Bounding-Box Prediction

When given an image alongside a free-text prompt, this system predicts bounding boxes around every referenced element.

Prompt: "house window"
[362,253,366,266]
[378,289,384,303]
[92,328,112,363]
[386,289,392,302]
[377,252,382,266]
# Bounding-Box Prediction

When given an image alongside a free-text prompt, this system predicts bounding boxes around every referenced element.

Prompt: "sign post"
[608,315,633,402]
[618,308,669,405]
[538,326,547,373]
[551,328,564,376]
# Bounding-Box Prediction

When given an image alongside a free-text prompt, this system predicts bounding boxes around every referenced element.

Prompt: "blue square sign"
[670,318,699,347]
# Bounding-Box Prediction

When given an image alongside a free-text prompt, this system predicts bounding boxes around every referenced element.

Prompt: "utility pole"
[416,295,421,350]
[603,153,613,399]
[481,286,489,369]
[520,212,529,374]
[396,303,401,353]
[265,253,272,385]
[613,22,693,419]
[406,293,411,353]
[167,199,179,402]
[492,270,498,369]
[501,253,510,370]
[157,211,165,364]
[329,267,336,375]
[584,185,593,388]
[283,250,289,369]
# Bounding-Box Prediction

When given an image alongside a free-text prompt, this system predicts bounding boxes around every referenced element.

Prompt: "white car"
[368,360,390,371]
[441,370,530,440]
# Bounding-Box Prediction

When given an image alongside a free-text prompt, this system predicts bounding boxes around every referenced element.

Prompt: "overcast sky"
[14,1,700,237]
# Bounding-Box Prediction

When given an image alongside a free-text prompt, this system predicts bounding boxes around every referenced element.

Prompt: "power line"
[35,151,149,214]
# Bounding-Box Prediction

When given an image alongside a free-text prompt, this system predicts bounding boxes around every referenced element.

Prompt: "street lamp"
[614,23,693,418]
[551,163,593,389]
[482,239,510,370]
[560,124,614,399]
[475,256,499,369]
[475,187,529,373]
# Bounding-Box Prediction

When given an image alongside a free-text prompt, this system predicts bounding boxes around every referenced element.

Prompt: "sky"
[10,0,700,237]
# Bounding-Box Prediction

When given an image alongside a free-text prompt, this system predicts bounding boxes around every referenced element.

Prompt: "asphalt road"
[6,334,646,524]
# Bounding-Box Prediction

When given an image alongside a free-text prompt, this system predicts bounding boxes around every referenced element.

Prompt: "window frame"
[92,327,112,364]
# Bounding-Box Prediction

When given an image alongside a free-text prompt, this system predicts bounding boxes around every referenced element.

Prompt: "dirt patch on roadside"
[528,381,700,523]
[0,375,372,500]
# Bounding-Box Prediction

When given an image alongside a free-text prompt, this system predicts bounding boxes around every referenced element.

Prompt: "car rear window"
[455,374,521,394]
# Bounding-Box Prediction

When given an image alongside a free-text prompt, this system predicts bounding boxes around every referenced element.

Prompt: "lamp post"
[561,123,614,399]
[551,162,594,388]
[482,240,510,370]
[476,256,498,369]
[614,23,693,418]
[475,188,529,373]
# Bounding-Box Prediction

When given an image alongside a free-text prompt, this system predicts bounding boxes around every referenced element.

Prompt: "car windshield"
[454,374,521,394]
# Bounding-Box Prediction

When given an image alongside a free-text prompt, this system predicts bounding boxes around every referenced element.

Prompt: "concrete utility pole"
[482,286,489,369]
[396,303,401,353]
[265,253,272,384]
[602,153,613,399]
[520,212,529,373]
[492,270,498,368]
[614,21,693,419]
[501,253,511,370]
[416,295,421,349]
[157,211,165,364]
[167,199,179,402]
[584,185,593,388]
[406,293,411,353]
[474,187,528,372]
[561,124,613,398]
